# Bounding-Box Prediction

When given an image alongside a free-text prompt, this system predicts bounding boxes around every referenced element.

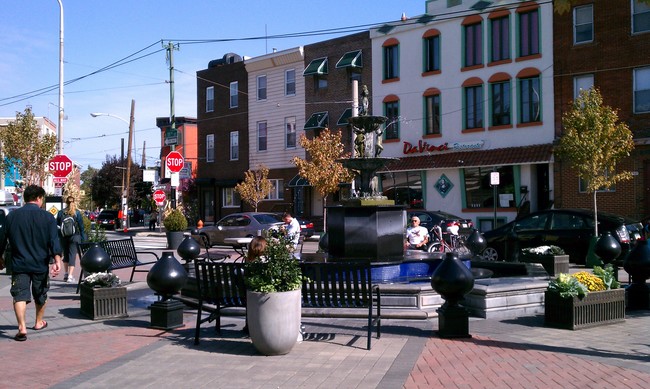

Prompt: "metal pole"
[124,99,135,231]
[166,42,178,209]
[57,0,64,154]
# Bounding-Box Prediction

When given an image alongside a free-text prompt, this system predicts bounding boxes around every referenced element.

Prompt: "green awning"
[335,50,363,69]
[337,108,352,126]
[288,174,311,187]
[304,111,329,130]
[303,57,328,76]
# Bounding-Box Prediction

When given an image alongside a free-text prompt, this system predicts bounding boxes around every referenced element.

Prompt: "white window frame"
[206,134,214,163]
[285,116,296,149]
[229,81,238,108]
[573,74,594,100]
[633,0,650,34]
[222,187,241,208]
[230,131,239,161]
[257,121,267,151]
[285,69,296,96]
[573,5,594,45]
[634,66,650,113]
[206,86,214,112]
[265,179,285,200]
[257,75,267,100]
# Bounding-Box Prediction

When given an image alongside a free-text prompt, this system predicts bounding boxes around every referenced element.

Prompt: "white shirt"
[406,226,429,245]
[284,217,301,247]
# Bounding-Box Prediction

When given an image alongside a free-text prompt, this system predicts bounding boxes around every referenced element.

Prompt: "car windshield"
[254,214,282,224]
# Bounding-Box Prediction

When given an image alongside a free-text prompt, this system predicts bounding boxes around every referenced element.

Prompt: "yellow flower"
[572,272,606,292]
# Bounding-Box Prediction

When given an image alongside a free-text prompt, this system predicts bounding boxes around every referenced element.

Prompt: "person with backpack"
[57,196,86,283]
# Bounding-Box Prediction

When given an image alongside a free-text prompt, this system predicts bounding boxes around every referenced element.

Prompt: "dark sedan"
[96,210,120,230]
[296,217,315,238]
[408,210,474,236]
[480,208,643,264]
[199,212,284,247]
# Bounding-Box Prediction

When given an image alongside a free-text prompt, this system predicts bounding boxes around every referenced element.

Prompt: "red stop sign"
[48,154,73,178]
[153,190,166,205]
[166,151,184,173]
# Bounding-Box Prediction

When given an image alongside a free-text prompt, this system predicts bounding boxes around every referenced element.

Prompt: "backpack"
[60,215,77,238]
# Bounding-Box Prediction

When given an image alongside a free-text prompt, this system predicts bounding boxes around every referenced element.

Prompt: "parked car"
[96,210,120,230]
[198,212,284,247]
[480,208,643,264]
[296,217,315,238]
[408,210,474,236]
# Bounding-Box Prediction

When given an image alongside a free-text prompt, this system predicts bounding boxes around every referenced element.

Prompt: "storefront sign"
[403,140,485,155]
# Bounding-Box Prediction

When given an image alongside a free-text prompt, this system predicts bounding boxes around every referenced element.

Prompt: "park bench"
[192,260,381,350]
[76,238,160,293]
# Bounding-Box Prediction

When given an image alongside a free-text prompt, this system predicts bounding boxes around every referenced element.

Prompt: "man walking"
[0,185,62,341]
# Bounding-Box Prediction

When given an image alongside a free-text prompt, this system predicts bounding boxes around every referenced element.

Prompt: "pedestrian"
[149,210,158,231]
[0,184,62,342]
[281,211,301,250]
[56,196,86,283]
[404,216,429,251]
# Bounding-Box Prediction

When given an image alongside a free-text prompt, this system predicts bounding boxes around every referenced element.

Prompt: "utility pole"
[165,41,179,209]
[57,0,64,154]
[141,140,146,167]
[124,99,135,231]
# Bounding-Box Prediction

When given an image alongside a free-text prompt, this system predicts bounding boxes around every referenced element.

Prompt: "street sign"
[164,128,178,146]
[48,154,73,178]
[153,189,166,206]
[166,151,184,173]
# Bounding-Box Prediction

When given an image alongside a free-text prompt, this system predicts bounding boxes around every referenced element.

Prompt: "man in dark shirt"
[1,185,62,341]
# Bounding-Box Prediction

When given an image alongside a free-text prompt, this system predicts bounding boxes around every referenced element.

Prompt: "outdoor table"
[223,237,253,261]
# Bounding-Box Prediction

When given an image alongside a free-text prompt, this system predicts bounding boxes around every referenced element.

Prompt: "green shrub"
[163,208,188,232]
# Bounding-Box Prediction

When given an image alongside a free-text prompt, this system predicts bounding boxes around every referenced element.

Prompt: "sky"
[1,0,425,171]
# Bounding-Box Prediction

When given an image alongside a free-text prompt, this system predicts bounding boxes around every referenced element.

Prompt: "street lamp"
[89,113,136,162]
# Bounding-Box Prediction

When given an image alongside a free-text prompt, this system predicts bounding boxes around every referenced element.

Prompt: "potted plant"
[163,208,188,249]
[520,245,569,276]
[79,272,128,320]
[545,264,624,329]
[245,231,303,356]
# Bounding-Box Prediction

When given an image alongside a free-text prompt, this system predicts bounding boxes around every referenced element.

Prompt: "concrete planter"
[80,284,128,320]
[247,289,301,356]
[520,254,570,276]
[544,288,625,330]
[166,231,185,250]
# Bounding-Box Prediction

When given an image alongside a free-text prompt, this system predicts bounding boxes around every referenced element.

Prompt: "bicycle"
[427,224,471,256]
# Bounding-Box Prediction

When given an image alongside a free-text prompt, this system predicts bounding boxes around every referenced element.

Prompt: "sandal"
[14,333,27,342]
[32,320,48,331]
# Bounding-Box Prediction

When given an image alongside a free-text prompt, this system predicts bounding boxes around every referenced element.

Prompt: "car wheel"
[481,247,499,261]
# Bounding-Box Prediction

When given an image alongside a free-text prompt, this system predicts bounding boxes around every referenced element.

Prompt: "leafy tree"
[91,156,125,209]
[556,88,634,236]
[0,107,57,186]
[235,164,272,212]
[80,166,98,210]
[292,128,354,230]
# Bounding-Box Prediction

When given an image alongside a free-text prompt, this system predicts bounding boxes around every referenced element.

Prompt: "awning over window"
[288,174,311,187]
[335,50,362,69]
[304,111,329,130]
[303,57,328,76]
[337,108,352,126]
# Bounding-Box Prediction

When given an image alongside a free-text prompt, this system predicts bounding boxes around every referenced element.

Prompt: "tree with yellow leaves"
[235,164,273,212]
[292,128,354,230]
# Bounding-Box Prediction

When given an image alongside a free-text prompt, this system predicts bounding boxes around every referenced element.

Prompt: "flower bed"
[520,246,569,276]
[80,273,128,320]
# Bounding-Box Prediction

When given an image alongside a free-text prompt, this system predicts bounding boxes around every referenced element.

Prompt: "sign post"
[49,154,73,204]
[490,171,500,228]
[166,151,184,209]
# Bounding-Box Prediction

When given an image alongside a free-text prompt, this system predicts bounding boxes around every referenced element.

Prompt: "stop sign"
[153,190,166,205]
[166,151,184,173]
[48,154,73,178]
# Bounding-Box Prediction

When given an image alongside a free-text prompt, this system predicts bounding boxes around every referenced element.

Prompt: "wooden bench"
[192,260,381,350]
[76,238,160,293]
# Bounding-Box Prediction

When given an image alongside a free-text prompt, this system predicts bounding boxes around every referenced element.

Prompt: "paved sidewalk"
[1,270,650,388]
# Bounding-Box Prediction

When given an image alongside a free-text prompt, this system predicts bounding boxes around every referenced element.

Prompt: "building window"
[257,121,267,151]
[266,179,284,200]
[424,93,441,135]
[490,16,510,62]
[423,32,440,73]
[635,66,650,113]
[464,84,484,129]
[206,134,214,163]
[464,166,515,209]
[378,171,423,209]
[464,22,483,67]
[285,69,296,96]
[383,98,400,140]
[285,117,296,149]
[206,86,214,112]
[633,0,650,34]
[519,76,541,123]
[518,8,539,57]
[383,42,399,80]
[314,76,328,90]
[257,75,267,100]
[574,5,593,44]
[574,74,594,100]
[230,131,239,161]
[222,187,241,208]
[229,81,238,108]
[490,81,511,126]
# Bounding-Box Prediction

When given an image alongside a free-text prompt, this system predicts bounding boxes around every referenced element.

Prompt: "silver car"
[198,212,283,247]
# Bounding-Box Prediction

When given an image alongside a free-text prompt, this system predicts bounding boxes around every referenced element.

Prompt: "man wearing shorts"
[1,185,62,341]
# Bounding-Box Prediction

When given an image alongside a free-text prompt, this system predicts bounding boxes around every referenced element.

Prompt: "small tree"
[0,107,57,186]
[235,164,273,212]
[292,128,354,230]
[556,88,634,236]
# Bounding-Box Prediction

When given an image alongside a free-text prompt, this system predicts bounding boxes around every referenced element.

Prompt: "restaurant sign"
[403,140,485,155]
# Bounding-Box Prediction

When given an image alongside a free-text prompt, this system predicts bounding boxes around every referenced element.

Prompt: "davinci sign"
[402,140,485,155]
